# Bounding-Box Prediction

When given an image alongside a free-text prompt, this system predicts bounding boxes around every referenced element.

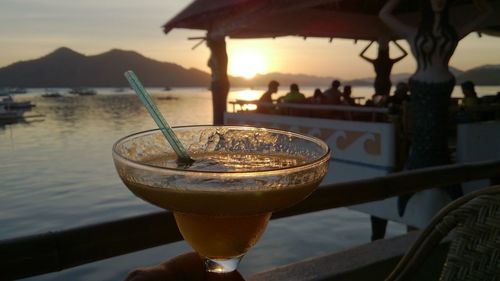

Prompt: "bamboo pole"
[207,35,230,125]
[1,159,500,280]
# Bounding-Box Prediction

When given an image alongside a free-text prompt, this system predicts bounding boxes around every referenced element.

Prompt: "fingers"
[123,252,204,281]
[123,252,246,281]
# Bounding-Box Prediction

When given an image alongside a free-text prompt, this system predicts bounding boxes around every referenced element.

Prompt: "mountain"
[235,72,340,88]
[456,65,500,85]
[0,47,211,87]
[0,48,499,87]
[345,66,466,86]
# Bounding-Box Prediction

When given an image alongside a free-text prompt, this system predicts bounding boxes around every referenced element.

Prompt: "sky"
[1,0,499,80]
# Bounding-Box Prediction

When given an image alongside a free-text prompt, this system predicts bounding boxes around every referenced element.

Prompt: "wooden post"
[206,35,230,125]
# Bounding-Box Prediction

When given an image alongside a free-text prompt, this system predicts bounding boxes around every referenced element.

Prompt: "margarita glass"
[112,125,330,273]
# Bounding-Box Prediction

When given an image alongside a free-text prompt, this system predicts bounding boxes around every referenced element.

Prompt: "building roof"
[163,0,500,40]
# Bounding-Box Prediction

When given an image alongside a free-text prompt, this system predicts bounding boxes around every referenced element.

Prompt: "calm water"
[2,85,498,280]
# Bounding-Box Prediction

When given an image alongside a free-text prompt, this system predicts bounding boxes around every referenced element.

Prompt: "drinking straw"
[124,70,194,165]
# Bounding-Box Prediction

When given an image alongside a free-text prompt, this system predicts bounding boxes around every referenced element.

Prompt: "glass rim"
[112,125,331,176]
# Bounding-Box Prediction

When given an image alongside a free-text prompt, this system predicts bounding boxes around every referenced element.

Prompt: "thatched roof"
[163,0,500,40]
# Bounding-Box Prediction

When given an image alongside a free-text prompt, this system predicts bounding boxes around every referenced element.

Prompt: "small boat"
[79,90,97,96]
[42,89,62,98]
[0,96,35,110]
[157,96,178,100]
[0,106,23,123]
[0,88,10,96]
[164,86,172,91]
[8,88,28,94]
[42,92,62,98]
[68,88,97,96]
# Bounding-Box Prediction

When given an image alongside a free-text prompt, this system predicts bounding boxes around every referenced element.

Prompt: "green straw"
[124,70,194,165]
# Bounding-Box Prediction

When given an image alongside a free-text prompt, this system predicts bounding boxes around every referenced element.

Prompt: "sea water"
[1,85,498,280]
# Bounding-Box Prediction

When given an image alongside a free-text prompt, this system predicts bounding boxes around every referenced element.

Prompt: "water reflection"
[38,95,145,128]
[229,89,261,111]
[0,88,214,240]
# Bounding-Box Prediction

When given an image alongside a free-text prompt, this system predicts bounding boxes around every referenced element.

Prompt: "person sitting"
[307,88,328,118]
[340,85,356,120]
[310,88,326,104]
[390,82,410,105]
[323,80,342,104]
[457,80,480,122]
[387,82,410,113]
[281,83,306,103]
[342,85,356,106]
[257,80,279,113]
[278,83,307,116]
[461,80,479,107]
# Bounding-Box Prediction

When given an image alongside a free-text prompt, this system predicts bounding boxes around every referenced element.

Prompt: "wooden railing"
[229,100,390,114]
[1,160,500,280]
[229,100,500,122]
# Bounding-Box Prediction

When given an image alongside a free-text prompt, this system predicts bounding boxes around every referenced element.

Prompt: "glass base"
[204,256,243,273]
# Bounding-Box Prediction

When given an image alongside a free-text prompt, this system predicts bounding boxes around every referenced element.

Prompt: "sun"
[228,48,267,79]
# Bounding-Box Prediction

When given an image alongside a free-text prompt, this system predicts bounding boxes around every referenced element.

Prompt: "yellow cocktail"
[113,126,330,273]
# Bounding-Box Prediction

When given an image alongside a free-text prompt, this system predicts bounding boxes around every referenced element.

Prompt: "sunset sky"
[1,0,499,80]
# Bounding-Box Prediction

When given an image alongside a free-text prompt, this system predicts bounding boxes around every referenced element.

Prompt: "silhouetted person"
[458,80,480,122]
[281,83,306,103]
[278,83,307,116]
[342,85,355,106]
[309,88,328,118]
[257,80,279,113]
[259,80,280,103]
[388,82,410,107]
[360,37,408,96]
[311,88,326,104]
[461,80,479,103]
[323,80,342,104]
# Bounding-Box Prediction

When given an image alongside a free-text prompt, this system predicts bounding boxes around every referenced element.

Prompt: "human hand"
[124,252,246,281]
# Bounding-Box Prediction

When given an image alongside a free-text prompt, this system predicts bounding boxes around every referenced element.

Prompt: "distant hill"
[346,66,466,86]
[0,47,498,87]
[238,72,340,88]
[456,65,500,85]
[0,47,211,87]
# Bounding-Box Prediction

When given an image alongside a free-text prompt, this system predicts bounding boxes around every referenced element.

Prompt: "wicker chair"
[385,185,500,281]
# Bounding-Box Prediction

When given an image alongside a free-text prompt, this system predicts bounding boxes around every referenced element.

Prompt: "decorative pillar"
[206,35,230,125]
